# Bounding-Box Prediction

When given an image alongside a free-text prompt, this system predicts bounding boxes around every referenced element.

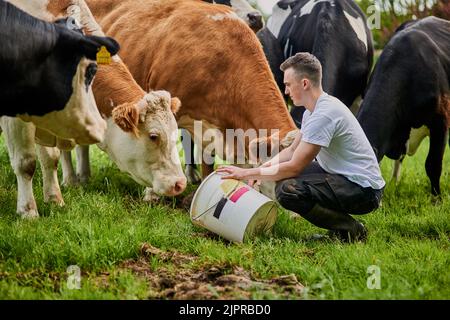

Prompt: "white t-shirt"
[301,92,385,190]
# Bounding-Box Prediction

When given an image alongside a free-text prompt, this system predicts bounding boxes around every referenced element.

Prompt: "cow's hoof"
[185,166,201,185]
[18,209,39,219]
[62,176,79,187]
[45,194,65,207]
[77,174,90,185]
[17,202,39,219]
[431,195,442,205]
[143,188,160,203]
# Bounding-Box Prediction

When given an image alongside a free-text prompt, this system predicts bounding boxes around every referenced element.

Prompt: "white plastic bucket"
[190,171,278,243]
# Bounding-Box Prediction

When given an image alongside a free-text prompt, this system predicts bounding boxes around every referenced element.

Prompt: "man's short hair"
[280,52,322,87]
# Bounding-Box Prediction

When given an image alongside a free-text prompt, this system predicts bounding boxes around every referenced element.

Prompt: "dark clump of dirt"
[118,243,305,299]
[154,189,197,212]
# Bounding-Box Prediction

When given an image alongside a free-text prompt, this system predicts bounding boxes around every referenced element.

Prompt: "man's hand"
[216,166,247,180]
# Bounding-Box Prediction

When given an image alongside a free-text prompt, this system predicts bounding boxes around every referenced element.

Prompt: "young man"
[216,52,385,242]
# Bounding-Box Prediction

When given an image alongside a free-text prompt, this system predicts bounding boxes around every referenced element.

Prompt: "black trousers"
[275,162,383,215]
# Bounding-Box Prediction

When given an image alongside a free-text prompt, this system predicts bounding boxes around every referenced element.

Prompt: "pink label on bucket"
[229,187,249,203]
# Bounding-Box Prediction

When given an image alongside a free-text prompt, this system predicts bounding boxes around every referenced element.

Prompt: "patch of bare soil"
[117,243,304,299]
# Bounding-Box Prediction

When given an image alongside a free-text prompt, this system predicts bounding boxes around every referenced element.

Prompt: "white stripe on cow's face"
[266,2,292,38]
[299,0,335,17]
[343,10,368,51]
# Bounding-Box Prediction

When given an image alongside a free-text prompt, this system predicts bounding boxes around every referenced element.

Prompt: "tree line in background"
[357,0,449,48]
[250,0,449,50]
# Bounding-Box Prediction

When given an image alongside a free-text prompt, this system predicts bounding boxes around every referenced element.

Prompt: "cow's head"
[99,90,186,196]
[19,19,120,145]
[205,0,264,32]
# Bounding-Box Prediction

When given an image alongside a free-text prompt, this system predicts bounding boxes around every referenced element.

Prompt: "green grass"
[0,134,448,300]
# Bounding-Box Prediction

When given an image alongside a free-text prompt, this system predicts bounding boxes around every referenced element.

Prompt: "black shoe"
[328,222,368,243]
[301,204,368,243]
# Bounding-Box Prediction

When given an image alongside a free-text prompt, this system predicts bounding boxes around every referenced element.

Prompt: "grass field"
[0,134,448,300]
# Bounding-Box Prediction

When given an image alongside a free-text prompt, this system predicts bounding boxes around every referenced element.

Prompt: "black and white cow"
[258,0,373,126]
[202,0,264,32]
[0,0,119,144]
[357,16,449,196]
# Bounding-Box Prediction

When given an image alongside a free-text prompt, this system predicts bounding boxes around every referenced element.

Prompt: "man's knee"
[349,188,384,215]
[275,179,296,204]
[275,179,313,213]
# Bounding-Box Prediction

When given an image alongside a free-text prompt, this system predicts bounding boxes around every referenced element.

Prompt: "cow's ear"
[58,27,120,60]
[112,103,140,137]
[78,35,120,61]
[171,97,181,114]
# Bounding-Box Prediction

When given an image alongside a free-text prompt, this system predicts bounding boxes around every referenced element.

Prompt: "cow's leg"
[201,161,215,179]
[392,155,405,183]
[182,129,201,184]
[0,117,38,218]
[393,127,430,183]
[36,145,64,206]
[76,145,91,184]
[61,150,79,186]
[425,119,447,196]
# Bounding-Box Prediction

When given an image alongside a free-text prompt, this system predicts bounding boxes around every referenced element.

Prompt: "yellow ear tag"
[96,46,111,65]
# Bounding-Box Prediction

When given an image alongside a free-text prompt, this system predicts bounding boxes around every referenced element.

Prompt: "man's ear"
[302,78,309,89]
[171,97,181,114]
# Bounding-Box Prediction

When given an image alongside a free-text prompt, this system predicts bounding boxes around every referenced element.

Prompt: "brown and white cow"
[1,0,186,218]
[85,0,296,182]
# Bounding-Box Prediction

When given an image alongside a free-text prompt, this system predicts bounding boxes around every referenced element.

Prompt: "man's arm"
[217,140,321,182]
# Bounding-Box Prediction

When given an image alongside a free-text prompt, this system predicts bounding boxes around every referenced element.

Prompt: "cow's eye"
[85,63,97,88]
[149,133,159,143]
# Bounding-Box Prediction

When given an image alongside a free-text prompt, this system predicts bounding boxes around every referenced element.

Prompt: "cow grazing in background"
[1,0,187,218]
[357,16,449,196]
[0,0,120,144]
[84,0,296,196]
[202,0,264,32]
[390,20,448,184]
[258,0,373,127]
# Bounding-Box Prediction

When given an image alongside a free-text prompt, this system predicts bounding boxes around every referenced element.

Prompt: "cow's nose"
[171,178,187,196]
[247,12,263,32]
